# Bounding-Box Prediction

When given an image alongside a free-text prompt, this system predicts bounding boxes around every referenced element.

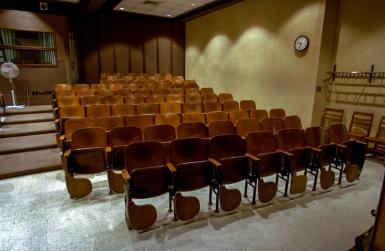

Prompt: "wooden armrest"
[208,158,222,167]
[121,169,131,182]
[245,153,260,162]
[105,146,111,153]
[59,135,66,141]
[356,140,367,146]
[63,149,71,157]
[166,163,177,173]
[334,143,347,149]
[307,146,322,153]
[277,149,294,157]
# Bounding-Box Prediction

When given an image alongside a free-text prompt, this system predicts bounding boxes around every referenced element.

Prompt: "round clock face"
[294,36,309,51]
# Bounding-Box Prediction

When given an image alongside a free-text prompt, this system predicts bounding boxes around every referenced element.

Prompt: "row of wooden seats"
[99,72,184,81]
[63,124,366,230]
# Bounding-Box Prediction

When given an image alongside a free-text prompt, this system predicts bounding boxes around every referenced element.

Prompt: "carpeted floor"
[0,159,384,251]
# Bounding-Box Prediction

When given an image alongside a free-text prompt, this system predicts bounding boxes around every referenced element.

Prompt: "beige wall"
[186,0,326,127]
[0,9,71,105]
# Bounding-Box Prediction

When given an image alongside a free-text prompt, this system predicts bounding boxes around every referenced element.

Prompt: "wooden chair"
[203,101,222,112]
[240,100,256,111]
[218,93,233,104]
[236,118,261,138]
[110,104,136,116]
[200,87,214,96]
[80,95,103,106]
[73,84,89,93]
[147,94,166,103]
[114,89,133,96]
[124,114,154,129]
[208,120,236,137]
[160,102,182,114]
[321,108,344,127]
[76,89,95,96]
[94,116,124,132]
[125,94,145,104]
[183,102,203,113]
[283,115,302,129]
[95,89,115,96]
[365,116,385,157]
[56,105,85,134]
[168,138,212,220]
[222,101,239,112]
[55,83,72,92]
[155,113,181,128]
[123,141,171,230]
[136,103,160,115]
[108,83,124,90]
[182,112,206,124]
[177,122,208,139]
[202,93,218,102]
[349,111,374,139]
[261,117,284,134]
[57,96,79,107]
[269,108,286,119]
[134,88,151,96]
[55,89,76,98]
[86,104,111,118]
[185,93,202,103]
[169,88,185,95]
[90,83,107,90]
[151,88,169,95]
[144,124,176,142]
[206,111,229,125]
[103,95,124,105]
[250,109,268,122]
[167,94,184,103]
[229,110,249,125]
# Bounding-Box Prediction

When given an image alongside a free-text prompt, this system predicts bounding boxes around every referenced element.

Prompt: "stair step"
[0,133,58,155]
[1,105,52,115]
[0,121,56,138]
[2,113,53,125]
[0,148,61,179]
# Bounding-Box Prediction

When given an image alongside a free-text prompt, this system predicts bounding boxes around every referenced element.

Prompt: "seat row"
[62,124,366,230]
[99,72,185,82]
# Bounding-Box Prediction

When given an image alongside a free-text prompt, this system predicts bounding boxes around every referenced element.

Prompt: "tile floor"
[0,159,384,251]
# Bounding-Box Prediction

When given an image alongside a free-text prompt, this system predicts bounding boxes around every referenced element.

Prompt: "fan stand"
[6,78,24,109]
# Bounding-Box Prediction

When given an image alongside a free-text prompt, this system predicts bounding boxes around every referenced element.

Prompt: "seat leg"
[284,174,290,197]
[252,179,257,204]
[107,169,124,194]
[312,167,319,191]
[215,187,220,213]
[243,179,248,198]
[338,163,344,185]
[209,185,213,205]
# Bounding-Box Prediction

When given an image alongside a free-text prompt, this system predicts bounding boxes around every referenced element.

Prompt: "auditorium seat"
[144,124,176,142]
[202,93,218,102]
[94,116,124,131]
[86,104,111,118]
[136,103,160,115]
[76,89,95,96]
[206,111,229,125]
[183,102,203,113]
[124,114,154,129]
[240,100,256,111]
[229,110,249,125]
[203,101,222,112]
[218,93,233,104]
[269,108,286,119]
[177,122,208,139]
[111,104,136,116]
[125,94,145,104]
[200,87,214,96]
[236,118,261,138]
[114,89,133,96]
[185,93,202,103]
[261,117,284,134]
[283,115,302,129]
[80,95,103,106]
[103,95,124,105]
[222,100,240,112]
[182,112,206,124]
[249,109,268,122]
[167,93,184,103]
[57,96,79,107]
[90,83,107,90]
[147,94,166,103]
[208,120,236,137]
[155,113,181,128]
[160,102,182,114]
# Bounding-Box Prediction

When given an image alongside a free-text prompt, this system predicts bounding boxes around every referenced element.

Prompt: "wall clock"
[294,35,309,51]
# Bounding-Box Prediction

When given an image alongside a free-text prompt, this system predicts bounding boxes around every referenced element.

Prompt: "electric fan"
[0,62,24,108]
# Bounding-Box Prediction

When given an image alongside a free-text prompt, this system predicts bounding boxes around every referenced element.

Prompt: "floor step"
[0,133,58,155]
[0,121,56,138]
[0,148,61,179]
[1,105,52,115]
[2,113,53,125]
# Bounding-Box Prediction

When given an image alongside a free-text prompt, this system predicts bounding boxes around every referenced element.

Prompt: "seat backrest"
[222,100,239,112]
[124,114,154,129]
[236,118,260,137]
[57,96,79,107]
[185,93,202,103]
[167,93,184,103]
[200,87,214,96]
[245,131,277,155]
[76,89,95,96]
[94,116,124,131]
[276,128,306,151]
[206,111,229,125]
[218,93,233,103]
[240,100,256,111]
[73,84,89,92]
[229,110,249,124]
[168,88,185,95]
[56,89,76,97]
[110,126,142,147]
[114,89,133,96]
[183,102,203,113]
[169,137,209,164]
[90,83,107,90]
[177,122,208,139]
[55,83,72,91]
[86,104,111,118]
[94,89,114,96]
[108,83,124,90]
[250,109,268,122]
[147,94,166,103]
[202,93,218,102]
[124,141,167,172]
[208,120,236,137]
[103,95,124,105]
[80,95,102,106]
[125,94,145,104]
[349,111,374,137]
[182,112,206,124]
[134,88,151,96]
[64,118,94,140]
[305,126,329,147]
[59,105,85,119]
[71,127,107,149]
[283,115,302,129]
[321,108,344,127]
[261,117,284,134]
[110,104,136,116]
[328,123,350,144]
[210,134,246,160]
[144,124,176,142]
[160,102,182,114]
[155,113,181,128]
[203,101,222,112]
[269,108,286,119]
[136,103,160,115]
[151,88,169,95]
[185,87,200,95]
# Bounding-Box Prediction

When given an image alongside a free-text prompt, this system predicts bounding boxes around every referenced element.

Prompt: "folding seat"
[114,89,133,96]
[57,96,79,107]
[365,116,385,157]
[60,118,94,147]
[125,94,145,104]
[240,100,256,111]
[305,126,338,189]
[208,120,236,137]
[94,116,124,132]
[245,131,287,202]
[183,102,203,113]
[185,93,202,103]
[328,123,367,183]
[55,83,72,92]
[236,118,261,138]
[76,89,95,96]
[158,80,171,89]
[136,103,160,115]
[209,134,257,212]
[108,83,124,90]
[168,138,213,220]
[90,83,107,90]
[107,126,143,193]
[168,87,184,94]
[276,128,322,194]
[146,94,165,103]
[94,89,114,96]
[200,87,214,96]
[185,87,200,94]
[283,115,302,129]
[62,127,111,199]
[124,114,154,129]
[229,110,249,125]
[203,101,222,112]
[218,93,233,104]
[110,104,136,116]
[73,84,89,93]
[348,111,374,140]
[177,122,208,139]
[56,105,85,134]
[86,104,111,118]
[184,80,199,89]
[261,117,284,134]
[126,83,141,90]
[160,102,182,114]
[321,108,344,127]
[134,88,151,96]
[250,109,268,122]
[167,93,184,103]
[222,100,239,112]
[80,95,103,106]
[103,95,124,105]
[182,112,206,124]
[144,124,176,143]
[202,93,218,102]
[151,88,169,95]
[55,89,76,98]
[155,113,181,128]
[206,111,229,126]
[143,82,157,89]
[122,141,172,230]
[269,108,286,119]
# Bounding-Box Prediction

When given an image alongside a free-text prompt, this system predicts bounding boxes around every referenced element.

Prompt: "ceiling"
[114,0,217,18]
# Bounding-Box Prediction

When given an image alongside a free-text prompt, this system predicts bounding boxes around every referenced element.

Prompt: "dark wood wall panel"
[78,14,185,83]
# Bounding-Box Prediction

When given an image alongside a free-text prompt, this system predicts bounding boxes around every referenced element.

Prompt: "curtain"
[39,32,56,65]
[69,30,79,82]
[0,29,16,62]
